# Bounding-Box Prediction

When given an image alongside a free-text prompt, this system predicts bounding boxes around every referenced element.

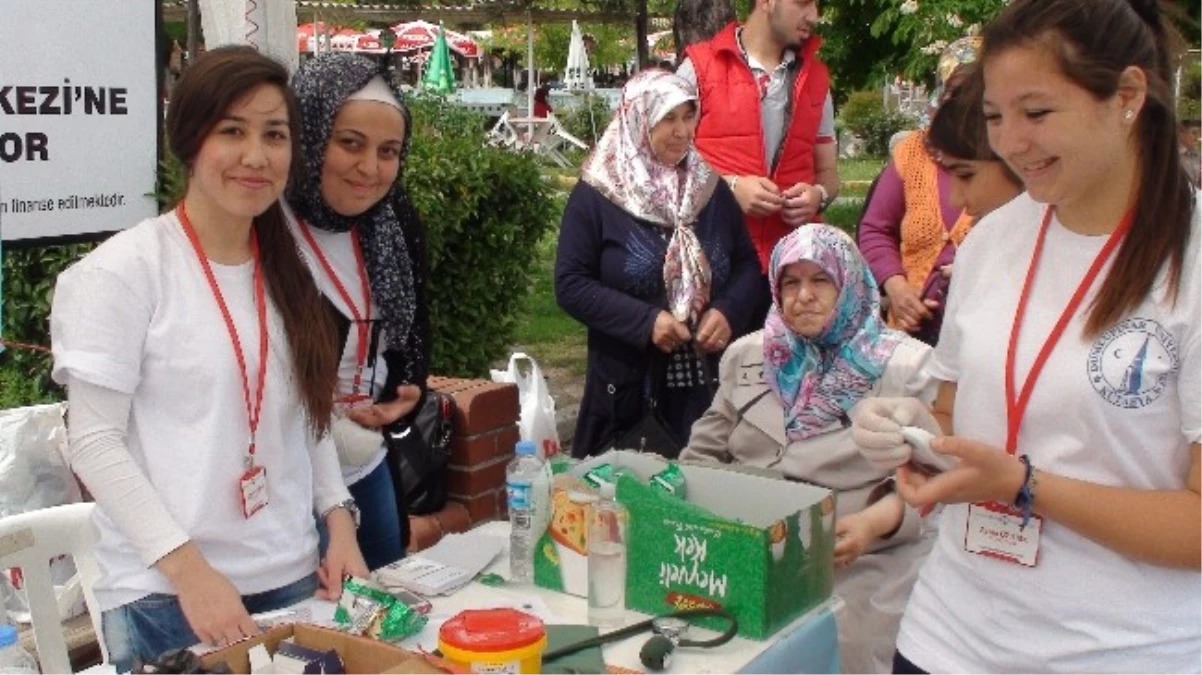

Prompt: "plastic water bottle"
[0,625,38,674]
[588,482,628,628]
[507,440,548,583]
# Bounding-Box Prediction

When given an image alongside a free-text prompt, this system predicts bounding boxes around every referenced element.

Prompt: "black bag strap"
[645,349,669,411]
[736,389,772,422]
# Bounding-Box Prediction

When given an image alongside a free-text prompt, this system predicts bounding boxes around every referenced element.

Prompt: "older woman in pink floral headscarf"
[555,69,762,459]
[682,225,938,673]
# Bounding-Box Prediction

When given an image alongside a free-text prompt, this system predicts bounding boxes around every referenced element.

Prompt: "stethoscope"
[540,607,738,672]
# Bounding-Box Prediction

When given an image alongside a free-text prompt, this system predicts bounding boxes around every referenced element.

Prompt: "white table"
[253,520,839,673]
[394,521,840,674]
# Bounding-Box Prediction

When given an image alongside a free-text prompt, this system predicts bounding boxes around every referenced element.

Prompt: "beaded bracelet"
[1013,454,1038,530]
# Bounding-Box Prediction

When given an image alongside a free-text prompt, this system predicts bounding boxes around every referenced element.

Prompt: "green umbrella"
[421,23,456,94]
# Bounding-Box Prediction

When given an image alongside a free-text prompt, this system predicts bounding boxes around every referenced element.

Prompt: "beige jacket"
[681,329,938,673]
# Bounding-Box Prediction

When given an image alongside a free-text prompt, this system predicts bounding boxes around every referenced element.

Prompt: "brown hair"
[166,46,338,437]
[926,66,1022,187]
[981,0,1195,337]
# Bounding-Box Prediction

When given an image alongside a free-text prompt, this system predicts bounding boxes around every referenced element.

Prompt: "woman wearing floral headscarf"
[556,69,761,458]
[858,36,987,346]
[682,225,936,673]
[286,54,430,569]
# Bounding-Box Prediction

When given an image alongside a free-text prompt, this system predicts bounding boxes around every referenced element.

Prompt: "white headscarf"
[581,69,720,324]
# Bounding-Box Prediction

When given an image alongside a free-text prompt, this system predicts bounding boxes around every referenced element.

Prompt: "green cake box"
[532,450,836,639]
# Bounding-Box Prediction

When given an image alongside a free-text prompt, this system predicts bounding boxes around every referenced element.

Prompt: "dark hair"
[981,0,1195,337]
[926,67,1022,187]
[166,45,338,436]
[673,0,736,62]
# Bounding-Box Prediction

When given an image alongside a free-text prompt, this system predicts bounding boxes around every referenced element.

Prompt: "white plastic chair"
[546,114,589,152]
[0,502,102,673]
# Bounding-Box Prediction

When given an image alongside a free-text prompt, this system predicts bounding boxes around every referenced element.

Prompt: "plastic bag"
[0,403,80,518]
[0,403,85,622]
[490,352,561,458]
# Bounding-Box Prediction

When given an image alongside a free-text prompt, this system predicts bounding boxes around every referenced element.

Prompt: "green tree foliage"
[558,93,615,145]
[861,0,1004,84]
[483,22,634,71]
[1180,57,1201,122]
[0,244,92,405]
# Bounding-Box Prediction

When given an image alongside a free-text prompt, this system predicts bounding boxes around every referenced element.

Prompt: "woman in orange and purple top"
[858,37,982,346]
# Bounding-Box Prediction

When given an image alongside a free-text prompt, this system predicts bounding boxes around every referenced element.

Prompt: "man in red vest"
[677,0,839,326]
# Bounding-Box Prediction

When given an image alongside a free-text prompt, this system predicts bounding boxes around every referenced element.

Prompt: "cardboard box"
[533,451,836,639]
[198,624,447,674]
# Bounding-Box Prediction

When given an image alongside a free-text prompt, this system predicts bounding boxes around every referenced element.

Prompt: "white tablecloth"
[255,519,840,673]
[387,521,840,674]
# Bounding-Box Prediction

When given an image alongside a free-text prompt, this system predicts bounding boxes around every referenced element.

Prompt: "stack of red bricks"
[407,376,520,552]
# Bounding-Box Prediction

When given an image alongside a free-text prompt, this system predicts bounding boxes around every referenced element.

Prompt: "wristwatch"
[322,499,361,529]
[814,184,831,213]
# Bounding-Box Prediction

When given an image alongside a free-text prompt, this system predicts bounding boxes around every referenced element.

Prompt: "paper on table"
[420,531,507,571]
[375,531,506,596]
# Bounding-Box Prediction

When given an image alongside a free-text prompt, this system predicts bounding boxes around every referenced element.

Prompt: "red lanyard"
[178,203,269,464]
[1004,207,1134,453]
[297,220,372,398]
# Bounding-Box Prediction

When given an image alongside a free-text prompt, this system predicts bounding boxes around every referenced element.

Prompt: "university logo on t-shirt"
[1087,317,1179,409]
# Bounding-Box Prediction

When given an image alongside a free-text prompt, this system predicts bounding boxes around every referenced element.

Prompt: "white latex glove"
[850,397,951,472]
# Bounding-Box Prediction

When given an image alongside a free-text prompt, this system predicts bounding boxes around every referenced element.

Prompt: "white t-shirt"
[286,209,391,486]
[51,212,348,611]
[898,193,1202,672]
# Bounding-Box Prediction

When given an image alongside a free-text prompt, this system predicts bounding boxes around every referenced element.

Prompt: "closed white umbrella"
[199,0,299,73]
[563,20,592,91]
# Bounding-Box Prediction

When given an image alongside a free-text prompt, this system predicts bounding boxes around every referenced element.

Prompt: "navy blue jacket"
[555,179,762,457]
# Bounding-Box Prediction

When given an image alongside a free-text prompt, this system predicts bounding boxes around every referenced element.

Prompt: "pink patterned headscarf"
[763,226,905,440]
[581,69,719,324]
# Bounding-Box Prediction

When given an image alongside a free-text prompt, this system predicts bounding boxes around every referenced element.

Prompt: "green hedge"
[0,93,555,407]
[839,90,913,159]
[405,94,558,376]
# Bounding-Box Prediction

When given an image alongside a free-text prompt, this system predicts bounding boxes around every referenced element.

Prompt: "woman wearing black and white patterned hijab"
[288,53,430,569]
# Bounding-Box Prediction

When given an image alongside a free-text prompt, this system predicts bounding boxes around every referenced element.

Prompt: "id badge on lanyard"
[239,464,269,518]
[964,502,1043,567]
[179,202,272,520]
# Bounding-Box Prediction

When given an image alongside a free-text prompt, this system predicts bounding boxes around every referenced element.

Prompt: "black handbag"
[386,390,455,516]
[608,348,717,460]
[611,402,683,458]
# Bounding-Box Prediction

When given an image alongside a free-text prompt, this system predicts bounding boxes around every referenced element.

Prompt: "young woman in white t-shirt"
[850,0,1200,672]
[50,47,368,671]
[285,54,430,571]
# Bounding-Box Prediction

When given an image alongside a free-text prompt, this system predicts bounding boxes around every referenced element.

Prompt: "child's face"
[1183,125,1201,149]
[941,157,1024,219]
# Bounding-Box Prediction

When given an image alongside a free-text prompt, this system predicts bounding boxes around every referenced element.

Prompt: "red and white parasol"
[389,20,480,58]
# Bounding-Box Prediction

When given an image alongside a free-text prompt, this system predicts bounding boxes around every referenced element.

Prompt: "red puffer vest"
[686,22,830,271]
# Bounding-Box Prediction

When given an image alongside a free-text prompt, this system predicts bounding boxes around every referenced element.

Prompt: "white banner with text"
[0,0,158,241]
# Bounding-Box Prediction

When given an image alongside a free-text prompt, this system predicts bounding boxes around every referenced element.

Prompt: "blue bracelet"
[1013,454,1035,530]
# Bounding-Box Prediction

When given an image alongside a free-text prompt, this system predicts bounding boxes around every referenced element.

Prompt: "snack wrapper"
[650,463,687,499]
[581,463,616,489]
[334,576,427,641]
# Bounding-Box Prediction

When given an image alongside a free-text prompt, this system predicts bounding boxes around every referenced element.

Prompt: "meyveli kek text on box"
[533,450,836,639]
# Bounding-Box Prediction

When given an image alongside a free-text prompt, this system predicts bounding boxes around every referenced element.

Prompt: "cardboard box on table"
[198,624,448,674]
[533,450,836,639]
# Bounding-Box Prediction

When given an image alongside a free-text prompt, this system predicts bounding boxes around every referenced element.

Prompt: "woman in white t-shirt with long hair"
[850,0,1200,672]
[50,47,368,671]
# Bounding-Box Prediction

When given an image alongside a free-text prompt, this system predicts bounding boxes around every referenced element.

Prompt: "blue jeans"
[101,572,318,673]
[347,460,405,570]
